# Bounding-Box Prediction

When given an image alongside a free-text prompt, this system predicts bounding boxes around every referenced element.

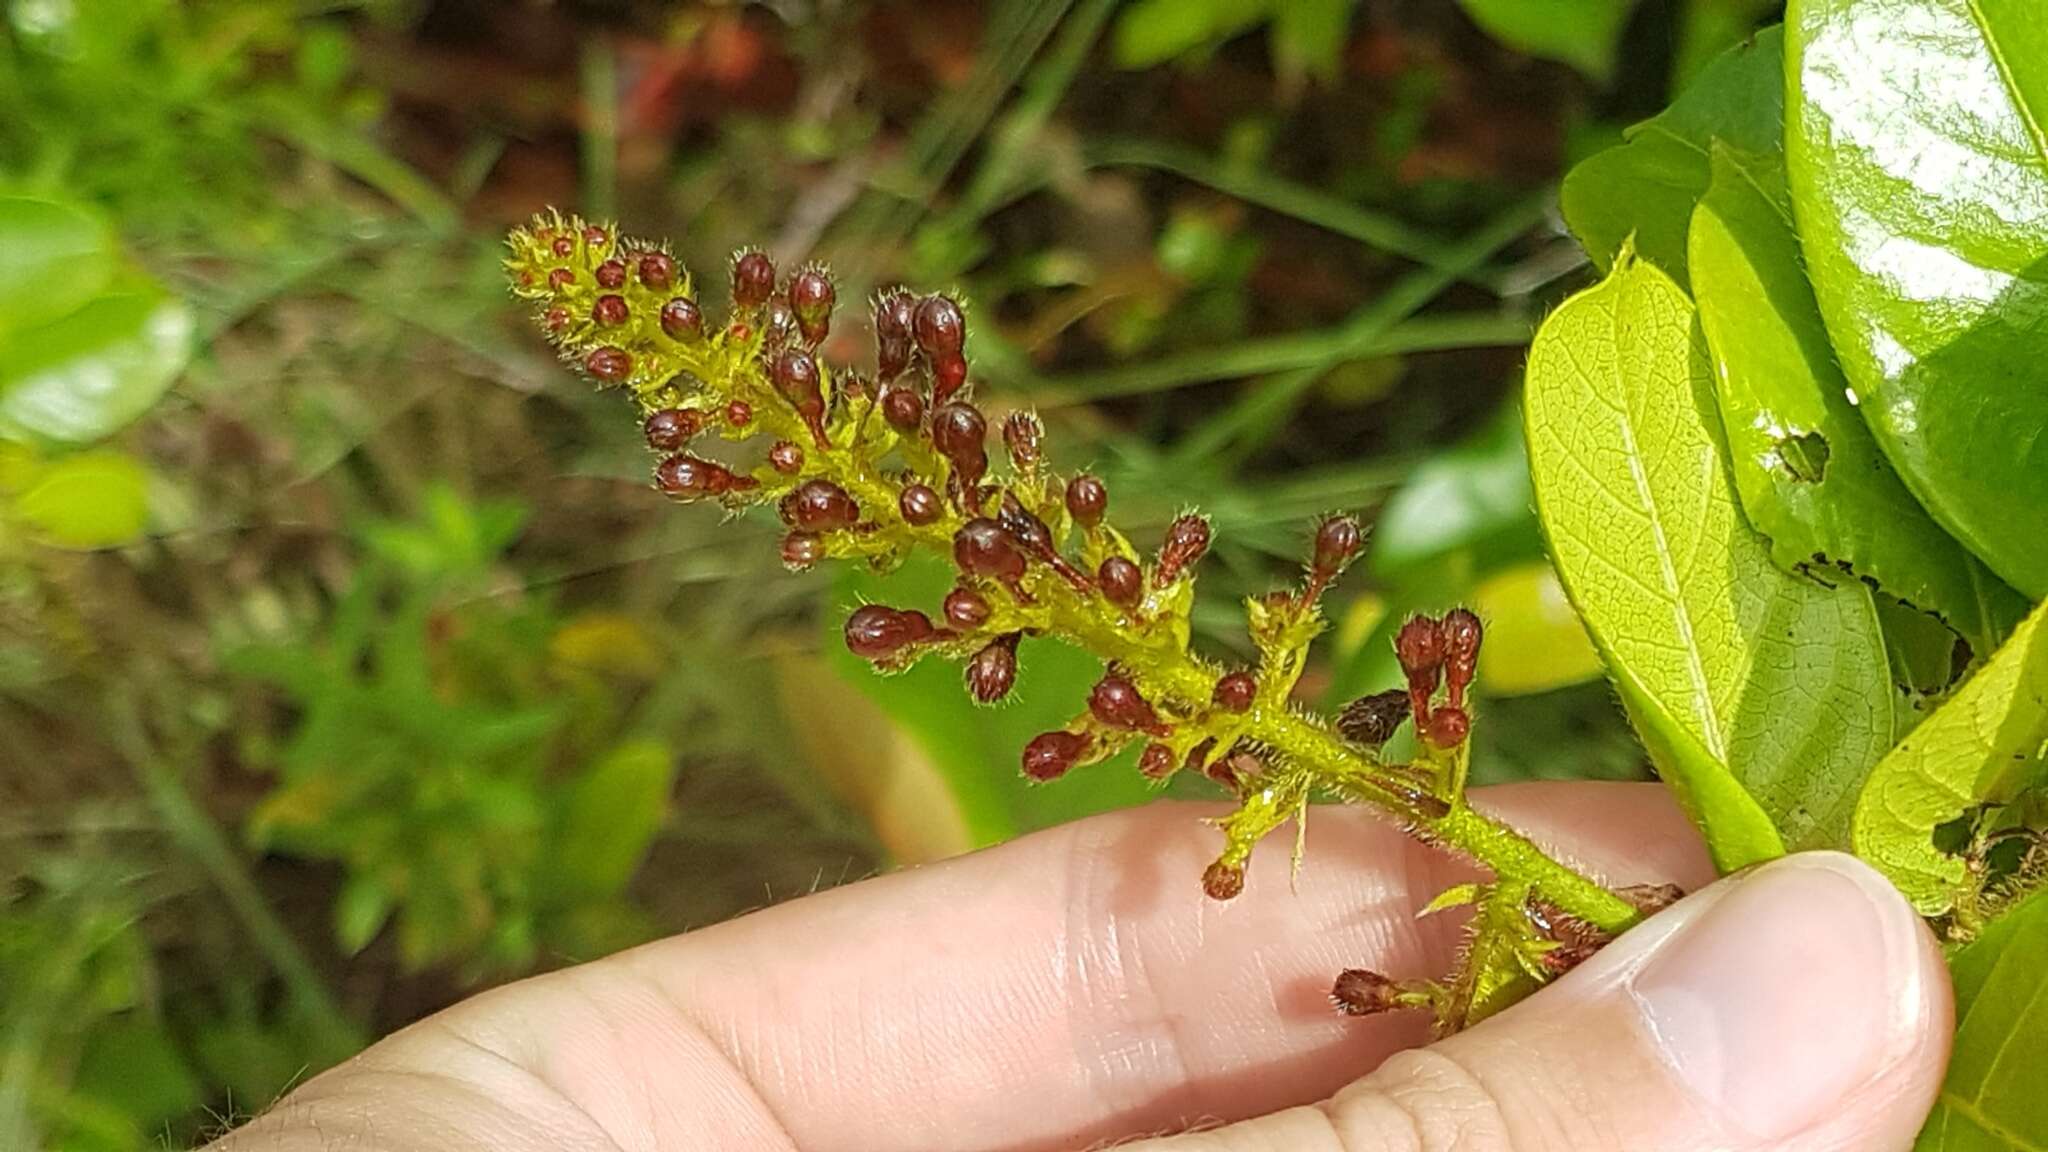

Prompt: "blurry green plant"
[228,485,677,977]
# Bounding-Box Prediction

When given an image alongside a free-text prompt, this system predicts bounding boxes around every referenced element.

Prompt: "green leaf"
[1788,0,2048,599]
[1270,0,1352,88]
[333,873,393,956]
[1918,888,2048,1150]
[0,290,192,446]
[1455,0,1638,83]
[68,1016,203,1138]
[1112,0,1269,69]
[1561,25,1784,281]
[12,449,150,549]
[550,738,677,900]
[0,197,116,336]
[1689,144,2030,658]
[1525,253,1893,868]
[829,556,1161,846]
[1675,0,1782,87]
[1853,600,2048,915]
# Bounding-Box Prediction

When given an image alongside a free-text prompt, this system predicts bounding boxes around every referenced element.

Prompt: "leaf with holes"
[1689,143,2030,662]
[1525,253,1894,869]
[1788,0,2048,599]
[1853,599,2048,915]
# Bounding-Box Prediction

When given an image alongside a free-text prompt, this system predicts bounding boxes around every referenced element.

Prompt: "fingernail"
[1624,853,1930,1142]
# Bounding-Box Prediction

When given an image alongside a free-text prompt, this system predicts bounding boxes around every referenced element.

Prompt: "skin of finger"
[211,782,1710,1152]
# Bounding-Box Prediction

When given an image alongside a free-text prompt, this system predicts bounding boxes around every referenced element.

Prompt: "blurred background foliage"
[0,0,1777,1145]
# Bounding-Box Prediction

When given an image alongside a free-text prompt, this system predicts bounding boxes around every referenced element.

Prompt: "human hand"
[204,782,1949,1152]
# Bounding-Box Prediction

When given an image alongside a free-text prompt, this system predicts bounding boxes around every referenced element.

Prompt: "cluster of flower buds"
[1366,608,1482,749]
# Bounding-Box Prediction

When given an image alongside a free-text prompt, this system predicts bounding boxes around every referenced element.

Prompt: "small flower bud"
[953,518,1027,583]
[771,347,829,444]
[1064,474,1107,527]
[1022,730,1089,781]
[643,408,703,451]
[654,455,751,500]
[732,249,775,308]
[1155,515,1211,585]
[1211,671,1256,713]
[660,297,703,340]
[1395,615,1444,679]
[873,290,917,381]
[595,258,628,289]
[545,305,569,332]
[789,264,835,346]
[725,399,753,428]
[547,267,575,291]
[781,531,823,569]
[943,586,991,630]
[1440,607,1482,663]
[931,352,968,408]
[582,224,611,247]
[1001,411,1042,471]
[1312,515,1363,577]
[1089,674,1162,733]
[1097,556,1142,608]
[1336,688,1411,746]
[1202,860,1245,901]
[1139,742,1175,779]
[768,441,804,474]
[881,384,924,433]
[996,492,1055,557]
[1330,969,1403,1017]
[585,346,633,382]
[965,633,1020,703]
[843,604,936,661]
[551,234,576,258]
[637,251,676,289]
[914,294,966,358]
[931,402,988,495]
[592,294,629,326]
[1422,704,1470,748]
[763,299,799,346]
[899,482,942,526]
[784,479,859,531]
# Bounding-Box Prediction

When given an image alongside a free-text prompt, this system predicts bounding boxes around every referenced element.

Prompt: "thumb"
[1130,852,1952,1152]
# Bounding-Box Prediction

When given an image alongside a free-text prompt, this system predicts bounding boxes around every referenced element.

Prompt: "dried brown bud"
[844,605,937,661]
[1156,515,1211,586]
[965,633,1020,703]
[1330,969,1403,1017]
[1001,411,1043,471]
[1202,860,1245,901]
[1211,671,1256,713]
[1022,730,1089,781]
[1336,688,1411,746]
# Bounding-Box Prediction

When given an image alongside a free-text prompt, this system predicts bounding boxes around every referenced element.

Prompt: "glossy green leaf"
[1525,254,1893,868]
[830,556,1161,846]
[550,738,677,900]
[1561,25,1784,281]
[1788,0,2048,599]
[1455,0,1638,83]
[1853,599,2048,914]
[0,290,192,446]
[1689,144,2030,657]
[1918,888,2048,1150]
[0,197,115,336]
[13,449,150,549]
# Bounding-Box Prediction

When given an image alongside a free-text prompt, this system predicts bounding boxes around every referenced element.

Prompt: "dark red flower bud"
[1002,411,1042,471]
[1440,607,1482,663]
[593,294,629,326]
[582,224,610,247]
[771,348,829,445]
[768,441,804,474]
[953,518,1027,583]
[1211,671,1256,713]
[545,306,569,332]
[548,267,575,291]
[1064,474,1107,528]
[996,492,1055,556]
[784,479,859,531]
[1089,674,1162,733]
[789,264,835,346]
[931,402,988,494]
[1423,704,1470,748]
[732,249,776,308]
[1155,515,1211,585]
[965,633,1019,703]
[1022,730,1089,781]
[1313,515,1363,577]
[931,352,968,407]
[653,455,749,500]
[1395,615,1444,678]
[913,294,966,358]
[943,586,991,630]
[551,234,576,258]
[1330,969,1403,1017]
[586,346,633,382]
[1202,860,1245,901]
[1097,556,1142,608]
[873,290,917,381]
[637,251,676,290]
[644,407,704,451]
[1139,742,1175,779]
[595,259,628,289]
[899,482,942,526]
[763,299,798,347]
[660,297,703,340]
[725,399,753,428]
[843,605,936,661]
[1336,688,1411,746]
[881,384,924,433]
[781,531,823,569]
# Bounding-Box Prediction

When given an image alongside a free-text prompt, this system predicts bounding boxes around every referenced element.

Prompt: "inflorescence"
[505,211,1648,1032]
